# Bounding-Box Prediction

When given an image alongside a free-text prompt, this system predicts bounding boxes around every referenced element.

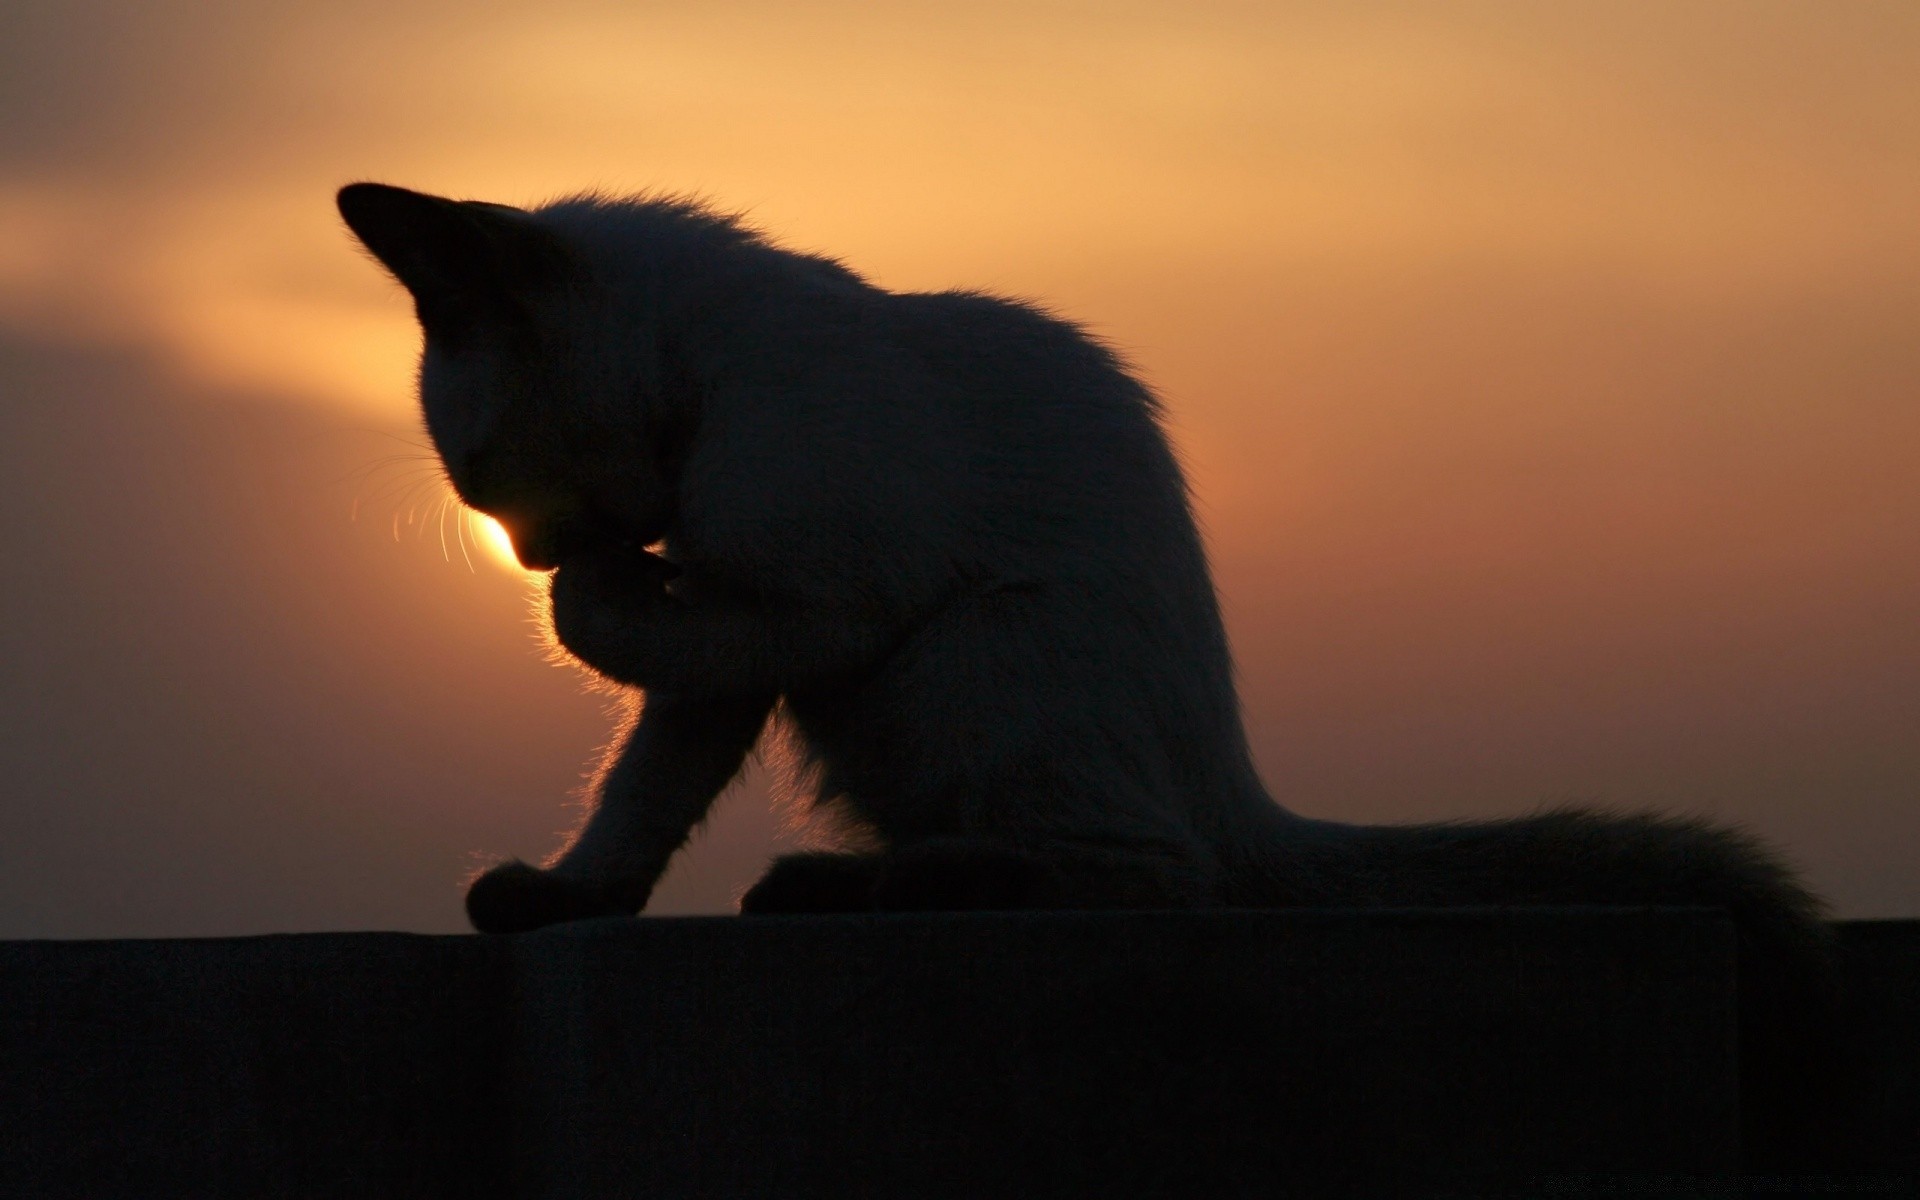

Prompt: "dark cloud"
[0,2,259,170]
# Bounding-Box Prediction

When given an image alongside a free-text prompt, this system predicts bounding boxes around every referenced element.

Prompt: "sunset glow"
[473,513,524,574]
[1,2,1915,935]
[0,5,1913,425]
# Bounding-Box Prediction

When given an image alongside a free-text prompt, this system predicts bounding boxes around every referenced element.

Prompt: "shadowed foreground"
[1,910,1914,1196]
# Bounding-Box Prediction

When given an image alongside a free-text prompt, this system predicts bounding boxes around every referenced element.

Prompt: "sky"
[0,1,1915,936]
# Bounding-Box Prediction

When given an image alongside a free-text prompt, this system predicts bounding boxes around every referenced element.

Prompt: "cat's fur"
[339,183,1834,1157]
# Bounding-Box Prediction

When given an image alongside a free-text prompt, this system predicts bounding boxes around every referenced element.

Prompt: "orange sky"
[0,2,1915,933]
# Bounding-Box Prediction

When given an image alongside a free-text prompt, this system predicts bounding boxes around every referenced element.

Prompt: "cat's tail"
[1221,803,1839,1169]
[1222,804,1824,929]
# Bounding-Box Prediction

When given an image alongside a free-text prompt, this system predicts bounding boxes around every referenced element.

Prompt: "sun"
[471,512,527,572]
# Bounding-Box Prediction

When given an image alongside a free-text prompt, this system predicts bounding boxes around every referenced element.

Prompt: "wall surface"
[2,910,1913,1197]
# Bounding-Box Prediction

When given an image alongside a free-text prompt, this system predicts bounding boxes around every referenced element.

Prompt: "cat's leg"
[466,688,774,933]
[548,549,894,695]
[737,853,886,913]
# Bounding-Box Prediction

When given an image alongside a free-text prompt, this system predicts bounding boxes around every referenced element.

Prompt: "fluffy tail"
[1227,807,1820,927]
[1224,805,1838,1169]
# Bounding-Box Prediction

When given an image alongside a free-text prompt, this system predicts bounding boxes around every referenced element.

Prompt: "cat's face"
[338,183,675,569]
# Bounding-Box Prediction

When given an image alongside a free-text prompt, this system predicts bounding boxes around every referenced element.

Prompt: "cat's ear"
[337,183,570,344]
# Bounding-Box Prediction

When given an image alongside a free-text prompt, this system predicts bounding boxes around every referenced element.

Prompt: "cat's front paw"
[465,860,636,933]
[548,548,673,683]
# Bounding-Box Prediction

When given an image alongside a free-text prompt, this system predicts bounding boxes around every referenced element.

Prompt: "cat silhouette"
[339,183,1834,1162]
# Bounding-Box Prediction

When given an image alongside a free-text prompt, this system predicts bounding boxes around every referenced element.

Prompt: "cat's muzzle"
[504,508,681,582]
[502,509,614,571]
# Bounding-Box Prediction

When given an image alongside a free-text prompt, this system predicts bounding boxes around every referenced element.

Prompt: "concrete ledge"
[0,932,508,1196]
[0,910,1910,1197]
[1835,920,1920,1175]
[509,910,1738,1196]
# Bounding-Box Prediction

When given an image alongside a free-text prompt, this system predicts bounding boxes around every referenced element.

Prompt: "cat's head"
[337,183,678,569]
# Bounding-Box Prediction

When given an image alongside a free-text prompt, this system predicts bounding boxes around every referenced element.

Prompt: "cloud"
[1,3,1915,415]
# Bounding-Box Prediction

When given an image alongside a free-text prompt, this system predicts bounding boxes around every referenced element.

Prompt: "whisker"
[457,506,477,573]
[337,450,440,494]
[390,474,445,511]
[364,429,435,452]
[350,458,446,532]
[347,437,469,565]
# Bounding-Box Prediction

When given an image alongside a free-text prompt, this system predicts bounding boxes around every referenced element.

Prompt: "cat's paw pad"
[465,860,633,934]
[739,853,884,913]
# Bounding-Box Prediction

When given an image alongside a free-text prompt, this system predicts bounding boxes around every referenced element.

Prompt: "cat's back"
[879,289,1190,543]
[886,289,1156,428]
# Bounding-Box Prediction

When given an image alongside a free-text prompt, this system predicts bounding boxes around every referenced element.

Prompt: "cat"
[338,182,1834,1158]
